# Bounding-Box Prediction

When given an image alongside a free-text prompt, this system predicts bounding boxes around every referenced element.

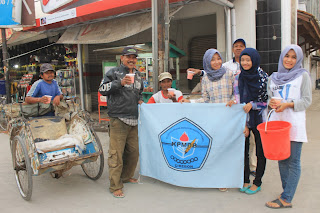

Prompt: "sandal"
[112,189,125,198]
[124,178,139,184]
[265,198,292,209]
[219,188,228,192]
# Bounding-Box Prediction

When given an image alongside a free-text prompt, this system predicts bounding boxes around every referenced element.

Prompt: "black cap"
[122,46,138,56]
[40,63,54,74]
[233,38,246,47]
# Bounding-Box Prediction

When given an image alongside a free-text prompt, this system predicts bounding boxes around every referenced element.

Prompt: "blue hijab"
[239,48,263,103]
[271,44,308,85]
[203,49,226,82]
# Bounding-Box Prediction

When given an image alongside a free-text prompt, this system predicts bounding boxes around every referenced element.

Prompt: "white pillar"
[281,0,292,50]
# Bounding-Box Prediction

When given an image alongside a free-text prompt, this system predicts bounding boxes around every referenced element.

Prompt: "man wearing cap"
[223,38,246,76]
[147,72,183,103]
[25,63,63,116]
[99,46,143,198]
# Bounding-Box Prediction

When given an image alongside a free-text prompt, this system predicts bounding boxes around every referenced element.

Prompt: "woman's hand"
[226,100,236,107]
[243,102,252,113]
[243,126,249,137]
[187,68,202,75]
[275,102,294,112]
[269,99,278,109]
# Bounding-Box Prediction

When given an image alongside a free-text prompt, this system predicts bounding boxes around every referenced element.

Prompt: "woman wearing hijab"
[182,49,235,104]
[234,48,268,195]
[265,45,312,209]
[181,49,235,192]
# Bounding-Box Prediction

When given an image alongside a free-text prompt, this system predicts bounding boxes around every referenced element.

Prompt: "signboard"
[40,8,77,26]
[0,0,35,27]
[0,0,22,27]
[41,0,79,14]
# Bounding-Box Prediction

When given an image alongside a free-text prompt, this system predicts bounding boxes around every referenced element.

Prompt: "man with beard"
[99,46,143,198]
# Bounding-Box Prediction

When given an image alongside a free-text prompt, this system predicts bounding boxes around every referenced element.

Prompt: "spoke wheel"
[0,111,7,131]
[12,136,33,201]
[81,128,104,180]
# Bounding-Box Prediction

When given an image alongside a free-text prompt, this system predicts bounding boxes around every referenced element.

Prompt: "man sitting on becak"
[25,63,63,116]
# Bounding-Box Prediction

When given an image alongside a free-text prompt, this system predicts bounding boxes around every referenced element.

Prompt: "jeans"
[244,127,266,187]
[279,141,303,203]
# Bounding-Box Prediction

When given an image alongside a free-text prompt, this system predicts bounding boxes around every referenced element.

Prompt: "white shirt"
[223,59,240,76]
[269,75,307,142]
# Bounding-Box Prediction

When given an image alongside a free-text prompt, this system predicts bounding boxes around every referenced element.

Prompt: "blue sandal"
[239,185,251,192]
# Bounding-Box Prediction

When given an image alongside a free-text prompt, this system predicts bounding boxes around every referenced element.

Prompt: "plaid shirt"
[196,70,234,103]
[119,117,138,126]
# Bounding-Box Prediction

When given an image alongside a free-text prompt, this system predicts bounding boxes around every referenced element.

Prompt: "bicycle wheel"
[0,111,7,131]
[11,136,33,201]
[81,128,104,180]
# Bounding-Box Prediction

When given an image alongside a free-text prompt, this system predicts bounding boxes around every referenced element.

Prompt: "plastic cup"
[126,73,135,84]
[44,95,52,104]
[187,70,194,80]
[167,88,175,96]
[271,97,282,108]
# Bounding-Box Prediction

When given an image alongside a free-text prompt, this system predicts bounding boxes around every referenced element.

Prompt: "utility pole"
[1,29,11,103]
[152,0,169,92]
[158,0,165,75]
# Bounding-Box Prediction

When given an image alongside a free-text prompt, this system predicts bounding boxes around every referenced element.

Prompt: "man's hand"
[39,96,49,104]
[52,96,61,106]
[243,102,252,113]
[179,98,190,103]
[167,93,176,101]
[121,76,132,86]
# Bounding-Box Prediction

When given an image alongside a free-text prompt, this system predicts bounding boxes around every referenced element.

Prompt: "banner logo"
[159,118,212,172]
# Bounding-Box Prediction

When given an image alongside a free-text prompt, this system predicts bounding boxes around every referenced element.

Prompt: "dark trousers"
[244,127,266,187]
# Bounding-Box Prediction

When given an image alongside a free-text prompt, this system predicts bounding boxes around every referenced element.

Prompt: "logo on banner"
[159,118,212,172]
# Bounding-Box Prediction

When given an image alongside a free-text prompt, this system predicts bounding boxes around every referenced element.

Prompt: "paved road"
[0,92,319,213]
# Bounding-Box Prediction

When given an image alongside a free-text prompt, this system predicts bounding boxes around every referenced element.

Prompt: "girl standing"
[236,48,268,195]
[265,45,312,209]
[181,49,235,192]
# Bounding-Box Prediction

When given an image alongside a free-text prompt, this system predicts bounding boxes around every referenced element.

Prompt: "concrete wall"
[233,0,257,49]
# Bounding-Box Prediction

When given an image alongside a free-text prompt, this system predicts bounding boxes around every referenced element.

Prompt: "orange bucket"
[257,110,292,160]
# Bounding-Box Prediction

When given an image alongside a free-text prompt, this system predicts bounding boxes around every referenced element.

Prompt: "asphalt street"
[0,92,319,213]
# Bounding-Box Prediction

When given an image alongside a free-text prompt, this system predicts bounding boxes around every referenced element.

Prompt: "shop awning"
[0,30,60,47]
[298,10,320,54]
[57,11,151,44]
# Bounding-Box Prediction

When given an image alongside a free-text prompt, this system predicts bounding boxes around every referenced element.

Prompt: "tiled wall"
[256,0,281,75]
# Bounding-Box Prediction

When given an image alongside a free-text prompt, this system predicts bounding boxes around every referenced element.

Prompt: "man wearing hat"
[223,38,246,76]
[147,72,183,103]
[99,46,143,198]
[25,63,63,115]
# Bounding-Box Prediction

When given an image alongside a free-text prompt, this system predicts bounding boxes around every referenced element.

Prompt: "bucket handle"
[265,109,276,132]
